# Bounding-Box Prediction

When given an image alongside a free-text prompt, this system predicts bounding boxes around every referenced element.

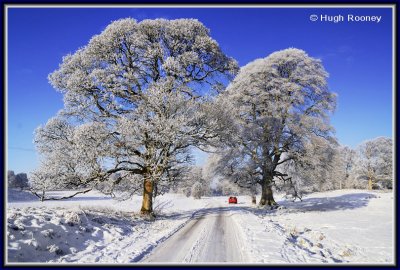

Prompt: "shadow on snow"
[157,192,377,222]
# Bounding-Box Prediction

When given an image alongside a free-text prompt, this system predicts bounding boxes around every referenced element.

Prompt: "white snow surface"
[7,189,209,263]
[225,189,394,264]
[6,189,394,265]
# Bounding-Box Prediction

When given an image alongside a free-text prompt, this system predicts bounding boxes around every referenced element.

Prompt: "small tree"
[353,137,393,190]
[191,181,203,199]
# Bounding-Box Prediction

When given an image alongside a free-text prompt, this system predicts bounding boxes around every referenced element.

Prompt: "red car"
[228,196,238,204]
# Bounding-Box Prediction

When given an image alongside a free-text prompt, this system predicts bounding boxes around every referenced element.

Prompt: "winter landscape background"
[6,5,394,265]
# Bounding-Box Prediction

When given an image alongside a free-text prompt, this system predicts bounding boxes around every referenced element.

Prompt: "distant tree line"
[204,136,393,202]
[7,171,29,190]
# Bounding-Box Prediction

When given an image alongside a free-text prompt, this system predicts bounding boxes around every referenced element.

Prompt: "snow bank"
[7,190,209,263]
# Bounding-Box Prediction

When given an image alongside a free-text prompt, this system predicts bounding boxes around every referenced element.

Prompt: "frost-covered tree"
[176,166,201,196]
[191,181,203,199]
[329,146,348,190]
[176,165,213,197]
[219,179,246,196]
[201,153,226,196]
[214,48,336,206]
[335,146,356,189]
[206,152,258,200]
[34,18,237,215]
[30,119,124,200]
[353,137,393,190]
[281,139,345,194]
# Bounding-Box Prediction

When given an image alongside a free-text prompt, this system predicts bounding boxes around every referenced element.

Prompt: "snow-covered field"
[7,189,209,263]
[6,189,394,265]
[226,190,394,264]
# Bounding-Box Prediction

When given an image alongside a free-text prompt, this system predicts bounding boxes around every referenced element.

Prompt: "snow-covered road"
[142,201,250,263]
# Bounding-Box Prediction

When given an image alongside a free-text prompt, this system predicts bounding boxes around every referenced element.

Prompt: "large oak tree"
[32,18,237,215]
[213,48,337,206]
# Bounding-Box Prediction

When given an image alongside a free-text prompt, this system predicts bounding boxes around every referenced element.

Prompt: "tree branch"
[29,188,92,201]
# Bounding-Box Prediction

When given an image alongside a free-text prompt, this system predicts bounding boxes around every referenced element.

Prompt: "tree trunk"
[368,170,373,190]
[259,182,277,206]
[368,178,373,190]
[153,182,158,198]
[140,177,154,216]
[251,195,256,204]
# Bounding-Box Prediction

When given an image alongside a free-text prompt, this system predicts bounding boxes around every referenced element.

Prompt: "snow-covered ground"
[223,189,394,264]
[7,189,210,263]
[142,200,250,263]
[6,189,394,265]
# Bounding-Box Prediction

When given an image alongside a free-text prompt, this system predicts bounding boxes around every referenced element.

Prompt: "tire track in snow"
[131,204,210,262]
[141,201,250,262]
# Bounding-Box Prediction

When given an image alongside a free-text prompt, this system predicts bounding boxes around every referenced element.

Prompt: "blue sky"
[7,7,393,173]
